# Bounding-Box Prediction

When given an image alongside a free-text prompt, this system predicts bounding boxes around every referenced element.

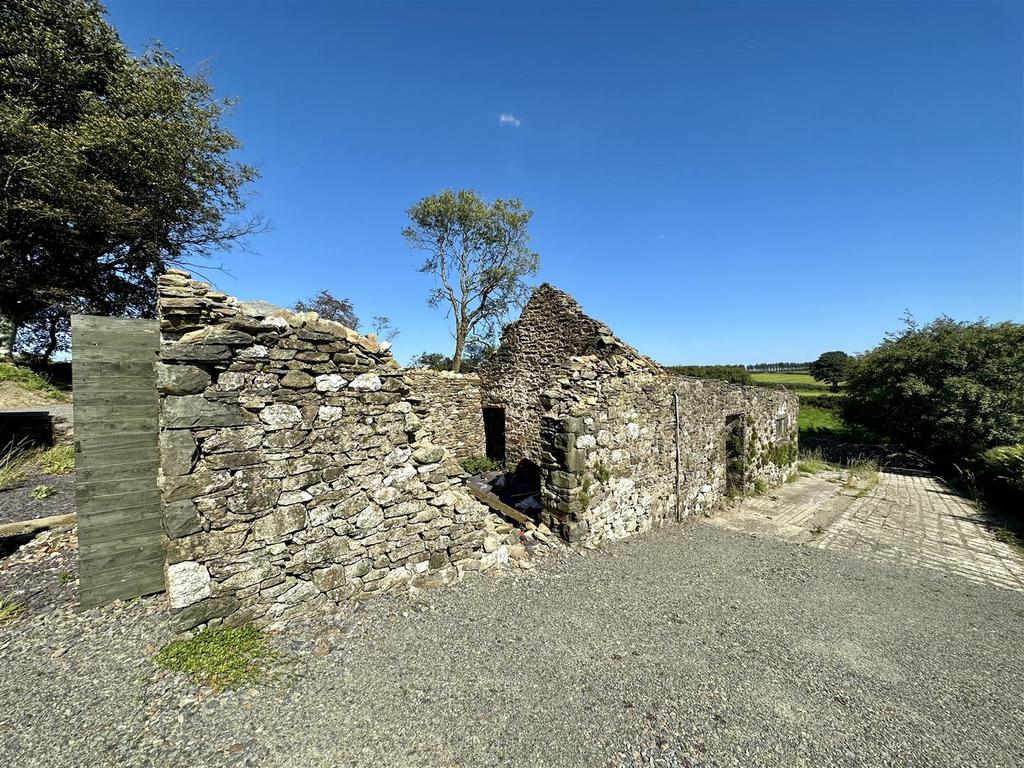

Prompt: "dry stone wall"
[156,271,513,630]
[538,363,798,543]
[403,370,485,461]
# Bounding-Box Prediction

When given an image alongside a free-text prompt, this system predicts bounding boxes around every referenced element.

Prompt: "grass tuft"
[38,445,74,475]
[31,483,53,500]
[0,443,33,491]
[845,458,880,495]
[797,448,836,475]
[459,455,500,475]
[155,625,274,690]
[0,595,25,625]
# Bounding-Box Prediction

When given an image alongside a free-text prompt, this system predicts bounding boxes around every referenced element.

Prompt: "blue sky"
[106,0,1023,366]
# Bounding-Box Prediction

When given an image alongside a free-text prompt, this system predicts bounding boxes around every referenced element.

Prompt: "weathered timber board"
[72,315,165,608]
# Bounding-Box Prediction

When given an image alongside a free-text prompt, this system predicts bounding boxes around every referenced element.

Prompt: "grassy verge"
[0,363,70,402]
[156,625,275,690]
[0,444,75,491]
[797,448,837,474]
[798,404,845,435]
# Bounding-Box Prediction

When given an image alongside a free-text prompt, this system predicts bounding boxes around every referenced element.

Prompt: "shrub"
[459,455,500,475]
[842,317,1024,463]
[593,461,611,483]
[975,445,1024,506]
[155,626,273,690]
[766,441,797,467]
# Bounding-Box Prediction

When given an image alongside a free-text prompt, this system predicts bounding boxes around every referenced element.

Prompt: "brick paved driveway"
[710,469,1024,592]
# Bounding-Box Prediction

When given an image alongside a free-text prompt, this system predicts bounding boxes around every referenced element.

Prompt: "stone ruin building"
[478,285,799,542]
[155,272,797,629]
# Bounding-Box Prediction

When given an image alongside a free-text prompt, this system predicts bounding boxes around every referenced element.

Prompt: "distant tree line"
[745,362,812,373]
[665,365,752,385]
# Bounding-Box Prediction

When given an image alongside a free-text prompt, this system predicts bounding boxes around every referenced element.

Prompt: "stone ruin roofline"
[161,268,393,361]
[527,282,664,374]
[532,283,781,396]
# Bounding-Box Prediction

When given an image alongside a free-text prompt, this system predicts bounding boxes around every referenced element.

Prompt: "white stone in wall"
[279,490,313,506]
[318,405,344,423]
[260,403,302,428]
[262,315,289,330]
[166,561,212,609]
[349,373,382,391]
[315,374,349,392]
[355,504,385,530]
[626,423,641,439]
[278,580,319,605]
[576,434,597,449]
[217,371,246,391]
[383,465,416,487]
[238,344,269,359]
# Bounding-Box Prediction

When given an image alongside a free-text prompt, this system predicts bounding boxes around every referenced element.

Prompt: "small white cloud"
[499,113,521,128]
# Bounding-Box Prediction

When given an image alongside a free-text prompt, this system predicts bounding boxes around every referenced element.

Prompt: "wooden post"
[674,392,681,521]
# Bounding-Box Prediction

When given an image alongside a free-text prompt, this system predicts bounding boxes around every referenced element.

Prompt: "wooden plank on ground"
[464,482,531,526]
[72,315,165,609]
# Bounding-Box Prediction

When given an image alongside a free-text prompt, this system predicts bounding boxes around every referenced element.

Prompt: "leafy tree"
[293,292,399,345]
[409,340,493,373]
[403,189,539,372]
[409,352,451,370]
[293,290,359,330]
[809,351,852,391]
[0,0,261,359]
[842,317,1024,462]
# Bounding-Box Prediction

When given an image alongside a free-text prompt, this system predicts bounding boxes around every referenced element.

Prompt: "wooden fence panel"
[71,315,164,608]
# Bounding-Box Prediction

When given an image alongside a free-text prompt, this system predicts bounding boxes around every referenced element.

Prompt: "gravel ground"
[0,524,78,614]
[0,470,75,526]
[2,522,1022,767]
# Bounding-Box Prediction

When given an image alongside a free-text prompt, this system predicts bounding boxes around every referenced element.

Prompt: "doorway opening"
[725,413,746,495]
[483,407,506,465]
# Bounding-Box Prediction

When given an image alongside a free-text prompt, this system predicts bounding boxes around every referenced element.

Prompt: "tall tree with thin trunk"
[403,189,539,372]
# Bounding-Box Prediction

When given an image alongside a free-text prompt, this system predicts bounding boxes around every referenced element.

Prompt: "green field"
[749,372,840,396]
[797,404,845,433]
[750,371,850,438]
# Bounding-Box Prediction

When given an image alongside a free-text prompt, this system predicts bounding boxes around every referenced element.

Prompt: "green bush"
[976,445,1024,497]
[459,455,500,475]
[842,317,1024,462]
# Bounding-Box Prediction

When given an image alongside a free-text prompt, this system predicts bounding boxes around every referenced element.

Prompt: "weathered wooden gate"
[71,315,164,608]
